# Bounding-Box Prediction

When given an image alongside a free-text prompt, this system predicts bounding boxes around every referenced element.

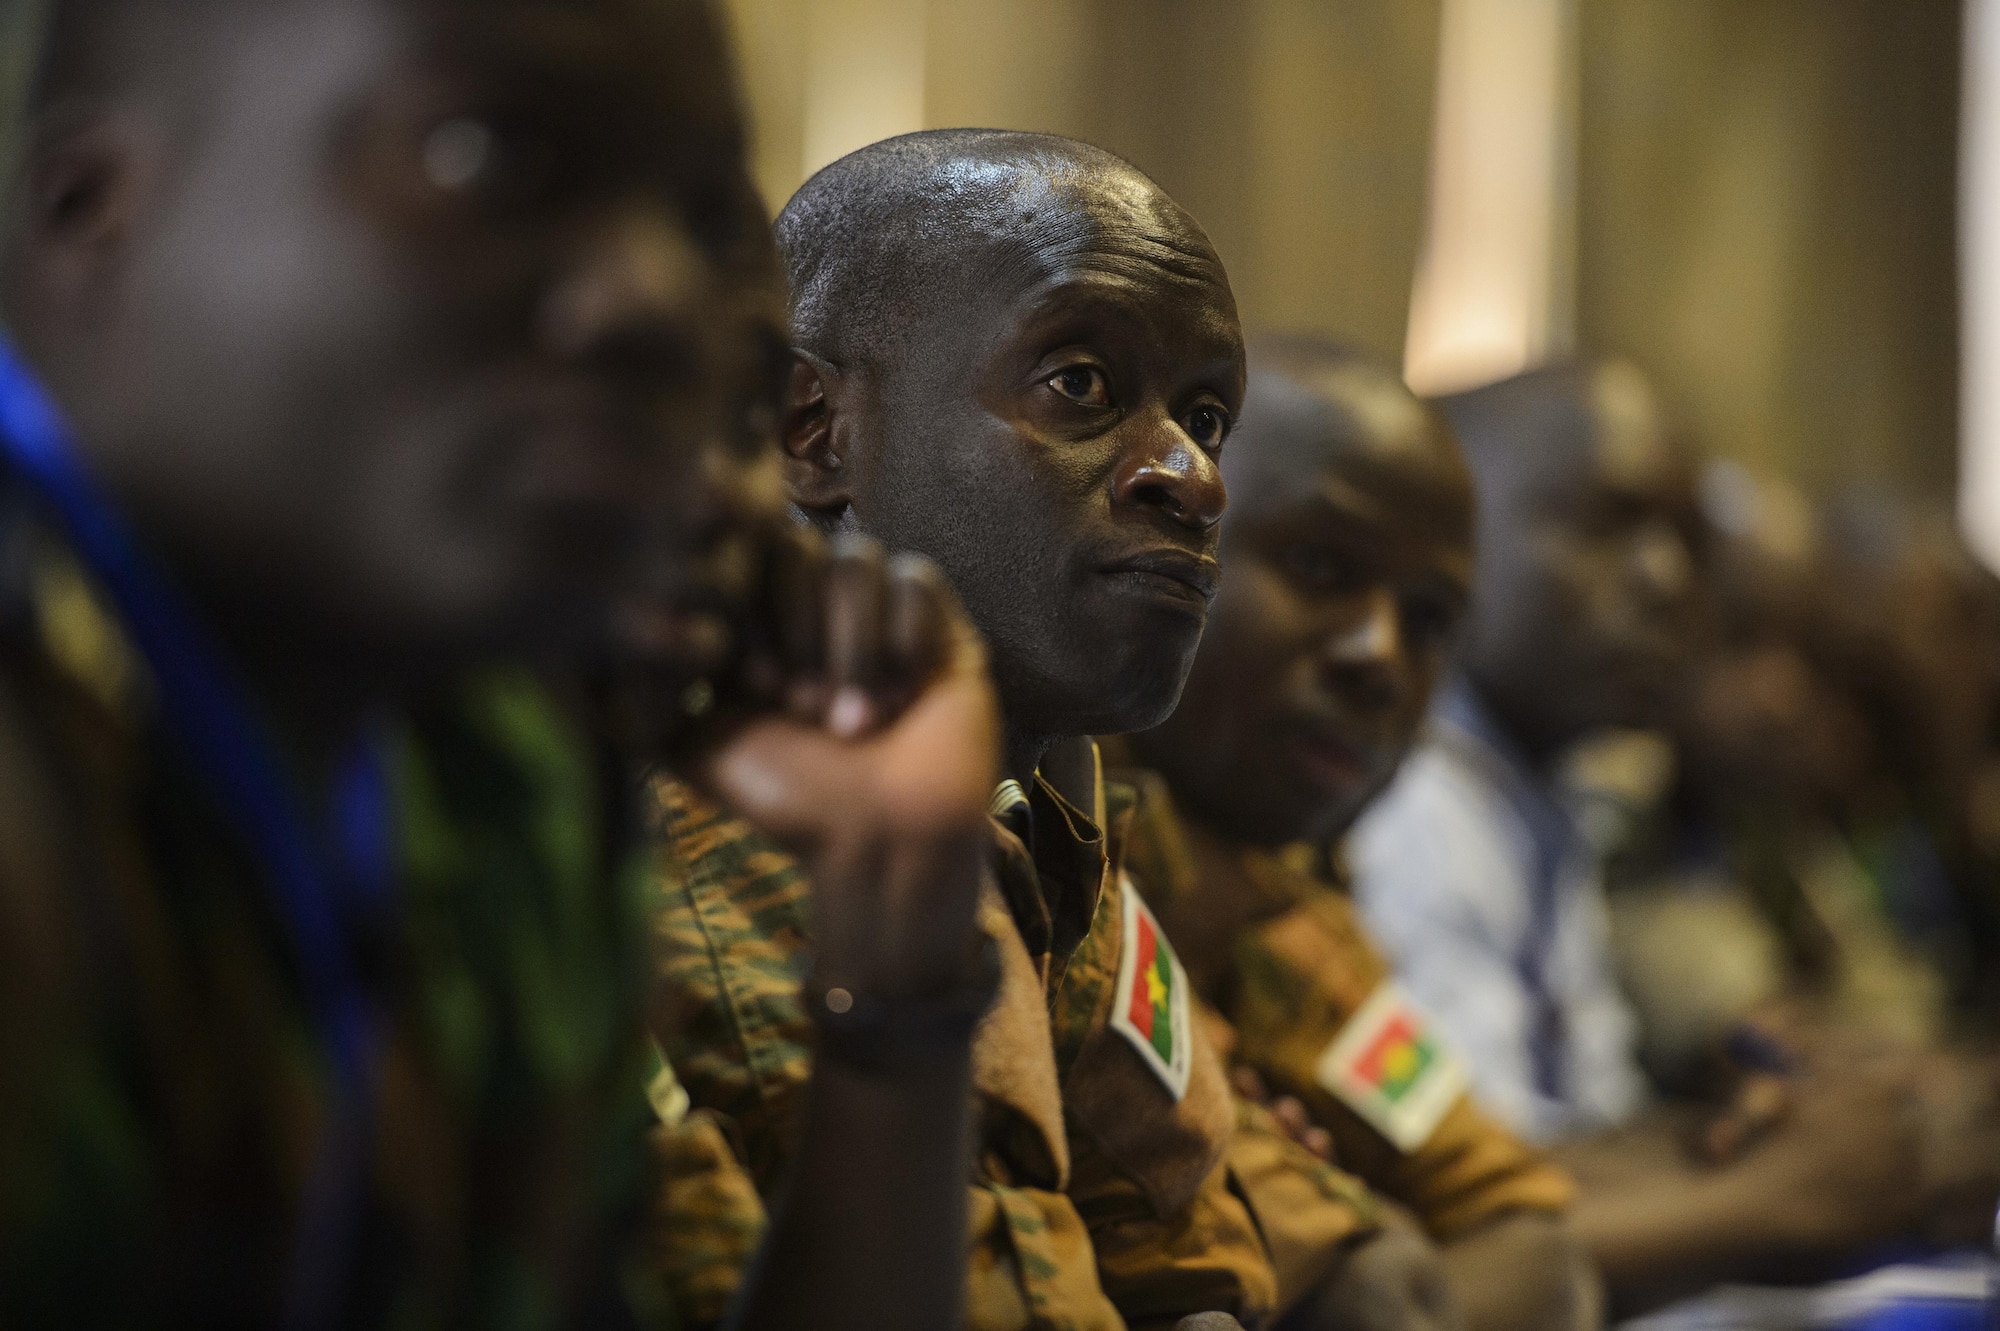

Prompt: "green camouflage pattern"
[0,511,681,1328]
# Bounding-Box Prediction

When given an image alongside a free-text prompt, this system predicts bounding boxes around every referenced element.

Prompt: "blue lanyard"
[0,333,385,1325]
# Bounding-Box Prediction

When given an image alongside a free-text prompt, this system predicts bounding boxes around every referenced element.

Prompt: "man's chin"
[1038,650,1199,742]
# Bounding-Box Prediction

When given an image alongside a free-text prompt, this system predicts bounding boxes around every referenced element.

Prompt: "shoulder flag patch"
[1314,982,1467,1151]
[1109,873,1193,1102]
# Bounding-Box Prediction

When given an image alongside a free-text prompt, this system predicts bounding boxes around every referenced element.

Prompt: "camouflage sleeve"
[642,1108,766,1330]
[645,778,817,1195]
[1066,1152,1278,1331]
[1226,1097,1381,1316]
[1233,896,1577,1241]
[652,779,1141,1331]
[968,1182,1129,1331]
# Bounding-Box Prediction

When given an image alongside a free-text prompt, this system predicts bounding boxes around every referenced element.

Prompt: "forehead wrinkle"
[912,190,1232,373]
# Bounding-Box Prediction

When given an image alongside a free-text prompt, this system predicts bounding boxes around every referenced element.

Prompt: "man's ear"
[783,348,855,518]
[7,112,155,327]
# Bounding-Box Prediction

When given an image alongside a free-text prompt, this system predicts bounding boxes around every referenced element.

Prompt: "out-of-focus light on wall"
[1963,0,2000,573]
[1405,0,1577,397]
[801,0,928,181]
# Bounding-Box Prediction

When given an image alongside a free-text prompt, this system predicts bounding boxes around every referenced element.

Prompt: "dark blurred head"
[1132,338,1473,848]
[1820,499,2000,799]
[0,0,784,671]
[1446,360,1702,757]
[776,129,1244,743]
[1679,470,1872,808]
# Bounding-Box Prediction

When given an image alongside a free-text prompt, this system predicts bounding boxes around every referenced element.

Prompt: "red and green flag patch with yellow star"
[1109,874,1192,1102]
[1314,982,1467,1151]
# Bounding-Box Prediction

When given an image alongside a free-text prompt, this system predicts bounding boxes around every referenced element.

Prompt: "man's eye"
[1401,593,1462,649]
[1286,546,1354,590]
[1184,404,1229,450]
[1048,365,1112,407]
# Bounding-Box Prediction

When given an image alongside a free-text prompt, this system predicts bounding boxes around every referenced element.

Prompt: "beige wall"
[718,0,1963,500]
[719,0,1442,360]
[1578,0,1962,499]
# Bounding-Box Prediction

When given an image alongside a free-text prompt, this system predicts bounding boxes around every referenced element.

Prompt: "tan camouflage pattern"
[648,777,1121,1329]
[646,749,1286,1331]
[1110,762,1578,1242]
[647,1109,768,1327]
[1228,1097,1381,1311]
[967,1183,1125,1331]
[1043,798,1278,1325]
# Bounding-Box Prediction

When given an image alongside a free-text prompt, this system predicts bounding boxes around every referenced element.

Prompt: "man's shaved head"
[775,128,1243,774]
[1133,338,1474,847]
[0,0,780,669]
[1225,334,1468,527]
[777,129,1213,373]
[1444,360,1702,754]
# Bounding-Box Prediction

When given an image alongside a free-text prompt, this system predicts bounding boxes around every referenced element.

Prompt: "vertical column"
[1964,0,2000,570]
[1404,0,1579,395]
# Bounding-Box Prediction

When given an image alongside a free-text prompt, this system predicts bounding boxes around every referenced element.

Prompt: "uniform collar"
[988,741,1111,989]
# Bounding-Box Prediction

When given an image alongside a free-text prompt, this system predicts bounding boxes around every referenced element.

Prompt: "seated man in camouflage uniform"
[652,132,1467,1331]
[654,130,1317,1331]
[0,1,1003,1326]
[1122,339,1599,1331]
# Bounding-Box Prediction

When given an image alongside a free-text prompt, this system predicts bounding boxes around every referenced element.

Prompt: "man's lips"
[1099,548,1222,606]
[1285,720,1377,790]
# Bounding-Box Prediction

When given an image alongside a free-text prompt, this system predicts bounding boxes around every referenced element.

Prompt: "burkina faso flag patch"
[1313,982,1467,1151]
[1109,873,1192,1102]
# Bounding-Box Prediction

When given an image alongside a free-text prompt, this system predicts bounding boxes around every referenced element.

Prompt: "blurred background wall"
[719,0,1967,517]
[722,0,1443,362]
[1579,1,1961,501]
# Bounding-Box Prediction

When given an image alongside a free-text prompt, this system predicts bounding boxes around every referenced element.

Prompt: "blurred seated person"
[1349,363,1934,1315]
[1609,471,1939,1075]
[1604,472,2000,1251]
[0,1,1000,1326]
[1115,337,1599,1331]
[1819,498,2000,1018]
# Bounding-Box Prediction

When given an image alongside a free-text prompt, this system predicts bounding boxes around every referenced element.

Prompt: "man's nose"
[1322,589,1406,707]
[1109,418,1227,532]
[539,205,707,369]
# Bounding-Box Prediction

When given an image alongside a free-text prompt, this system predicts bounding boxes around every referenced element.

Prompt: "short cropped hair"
[774,128,1163,372]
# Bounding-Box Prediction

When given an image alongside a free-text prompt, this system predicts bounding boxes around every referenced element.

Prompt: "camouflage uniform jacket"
[1113,764,1578,1244]
[649,743,1282,1331]
[0,488,705,1328]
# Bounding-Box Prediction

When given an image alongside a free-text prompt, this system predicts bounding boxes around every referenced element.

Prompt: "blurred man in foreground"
[1351,362,1932,1314]
[1120,339,1596,1331]
[0,1,997,1325]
